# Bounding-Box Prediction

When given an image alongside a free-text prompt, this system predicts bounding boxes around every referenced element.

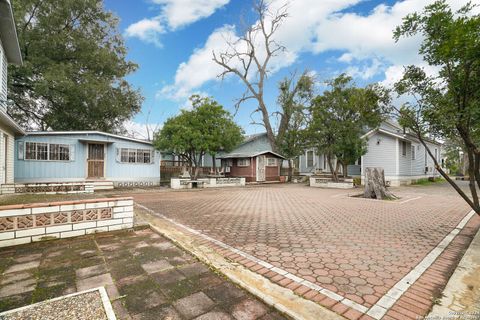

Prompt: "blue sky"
[103,0,467,138]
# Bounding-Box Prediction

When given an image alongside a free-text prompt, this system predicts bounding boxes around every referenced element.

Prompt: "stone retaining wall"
[0,182,95,195]
[0,197,134,248]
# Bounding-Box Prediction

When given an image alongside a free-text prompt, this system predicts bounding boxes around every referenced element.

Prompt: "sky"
[103,0,474,139]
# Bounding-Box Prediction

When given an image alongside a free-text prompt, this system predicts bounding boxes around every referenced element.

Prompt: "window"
[24,142,71,161]
[434,148,438,160]
[267,158,277,166]
[118,148,153,164]
[49,144,70,161]
[411,145,416,160]
[237,158,250,167]
[306,150,314,167]
[401,141,407,157]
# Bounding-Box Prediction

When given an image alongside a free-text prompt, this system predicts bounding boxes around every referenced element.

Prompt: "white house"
[0,0,25,186]
[297,120,443,186]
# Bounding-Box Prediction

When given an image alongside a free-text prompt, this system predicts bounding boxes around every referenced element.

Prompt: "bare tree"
[212,0,288,150]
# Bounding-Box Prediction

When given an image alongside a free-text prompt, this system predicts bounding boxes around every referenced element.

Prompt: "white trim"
[25,131,152,145]
[0,287,116,320]
[395,138,399,175]
[366,210,476,319]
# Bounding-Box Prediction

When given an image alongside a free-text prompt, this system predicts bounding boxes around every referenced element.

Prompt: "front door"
[87,144,105,179]
[256,155,265,182]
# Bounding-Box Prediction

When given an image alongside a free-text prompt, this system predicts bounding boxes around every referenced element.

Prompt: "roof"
[218,150,286,159]
[0,108,24,134]
[362,123,442,146]
[0,0,22,64]
[24,131,153,145]
[218,132,286,159]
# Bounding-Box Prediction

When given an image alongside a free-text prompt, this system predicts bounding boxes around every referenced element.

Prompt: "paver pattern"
[0,228,286,320]
[131,183,480,319]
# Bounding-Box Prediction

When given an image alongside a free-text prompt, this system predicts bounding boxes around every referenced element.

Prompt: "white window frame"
[118,148,153,164]
[266,158,277,166]
[401,140,407,157]
[24,142,72,162]
[411,145,416,160]
[237,158,250,167]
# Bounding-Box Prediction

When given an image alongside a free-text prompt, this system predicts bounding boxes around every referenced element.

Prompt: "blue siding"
[15,133,160,184]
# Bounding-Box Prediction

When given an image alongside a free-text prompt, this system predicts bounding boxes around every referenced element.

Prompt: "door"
[256,155,265,182]
[87,144,105,178]
[2,134,7,184]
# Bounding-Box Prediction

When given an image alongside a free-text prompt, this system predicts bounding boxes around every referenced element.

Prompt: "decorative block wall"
[0,197,134,248]
[0,182,95,195]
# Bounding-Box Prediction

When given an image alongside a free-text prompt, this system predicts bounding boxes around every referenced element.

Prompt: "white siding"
[0,40,6,109]
[363,132,397,176]
[0,128,15,184]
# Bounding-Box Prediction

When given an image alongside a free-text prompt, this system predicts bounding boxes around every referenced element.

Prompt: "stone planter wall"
[0,197,134,248]
[309,177,354,189]
[0,182,95,195]
[171,177,246,189]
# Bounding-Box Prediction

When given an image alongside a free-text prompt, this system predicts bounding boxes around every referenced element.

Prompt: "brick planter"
[0,197,134,247]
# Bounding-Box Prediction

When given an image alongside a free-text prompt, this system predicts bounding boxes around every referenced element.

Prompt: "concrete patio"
[130,183,480,320]
[0,227,287,320]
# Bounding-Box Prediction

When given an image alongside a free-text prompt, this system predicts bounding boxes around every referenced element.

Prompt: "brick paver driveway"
[130,183,480,320]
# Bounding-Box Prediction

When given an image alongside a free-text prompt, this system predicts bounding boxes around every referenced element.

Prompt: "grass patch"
[411,177,444,185]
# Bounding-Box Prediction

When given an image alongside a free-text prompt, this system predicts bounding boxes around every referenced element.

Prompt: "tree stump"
[363,167,397,200]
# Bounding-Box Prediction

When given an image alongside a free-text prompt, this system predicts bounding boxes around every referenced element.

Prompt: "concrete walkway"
[429,226,480,318]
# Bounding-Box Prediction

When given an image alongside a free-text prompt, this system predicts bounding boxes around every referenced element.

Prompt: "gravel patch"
[0,291,108,320]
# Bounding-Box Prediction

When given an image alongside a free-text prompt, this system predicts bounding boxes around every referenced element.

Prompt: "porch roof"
[218,150,286,159]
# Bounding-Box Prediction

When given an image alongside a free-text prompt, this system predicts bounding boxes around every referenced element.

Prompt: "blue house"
[15,131,161,187]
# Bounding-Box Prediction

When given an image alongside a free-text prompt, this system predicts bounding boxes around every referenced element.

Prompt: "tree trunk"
[212,154,216,174]
[288,159,293,182]
[363,167,397,200]
[327,154,338,182]
[342,162,348,178]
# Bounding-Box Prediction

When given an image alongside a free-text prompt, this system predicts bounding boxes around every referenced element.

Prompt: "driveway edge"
[136,205,344,320]
[429,225,480,316]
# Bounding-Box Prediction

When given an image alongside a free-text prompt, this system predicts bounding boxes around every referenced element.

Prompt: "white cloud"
[161,0,479,101]
[125,0,229,46]
[152,0,230,30]
[125,18,164,47]
[124,120,161,141]
[159,25,238,100]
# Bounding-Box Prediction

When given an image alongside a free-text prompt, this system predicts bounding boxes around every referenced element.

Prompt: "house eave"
[0,0,22,65]
[0,108,24,135]
[25,131,153,145]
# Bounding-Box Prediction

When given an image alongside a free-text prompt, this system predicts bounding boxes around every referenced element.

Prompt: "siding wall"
[363,132,397,176]
[0,39,16,185]
[0,128,15,184]
[15,134,160,184]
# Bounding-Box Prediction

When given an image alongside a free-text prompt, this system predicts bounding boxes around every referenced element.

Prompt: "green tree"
[154,95,244,179]
[275,71,314,181]
[308,74,389,181]
[9,0,142,132]
[394,1,480,214]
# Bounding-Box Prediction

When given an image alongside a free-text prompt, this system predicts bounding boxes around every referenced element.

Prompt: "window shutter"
[18,141,24,160]
[70,145,75,161]
[116,148,121,162]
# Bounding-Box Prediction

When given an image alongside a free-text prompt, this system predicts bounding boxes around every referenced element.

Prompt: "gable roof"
[362,120,442,146]
[218,132,286,159]
[25,131,153,145]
